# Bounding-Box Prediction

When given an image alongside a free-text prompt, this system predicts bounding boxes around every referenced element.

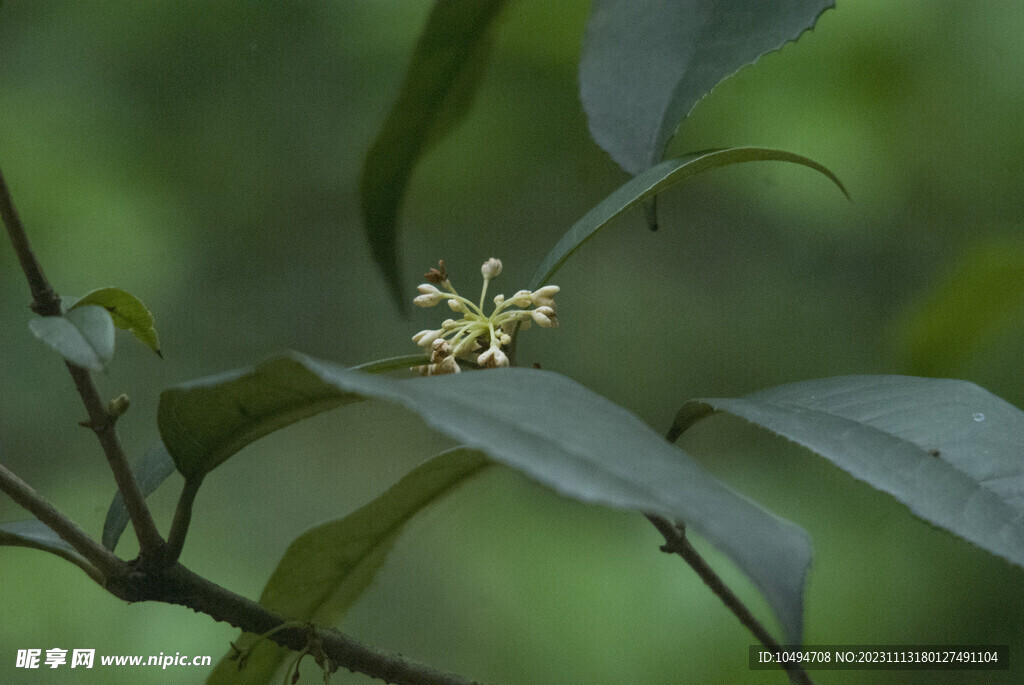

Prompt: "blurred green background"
[2,1,1023,683]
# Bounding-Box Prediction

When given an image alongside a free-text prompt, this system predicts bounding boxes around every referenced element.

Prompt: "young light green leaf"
[580,0,835,174]
[68,287,162,357]
[28,305,115,372]
[361,0,508,309]
[207,448,489,685]
[529,148,848,289]
[162,353,811,644]
[101,442,176,551]
[675,375,1024,572]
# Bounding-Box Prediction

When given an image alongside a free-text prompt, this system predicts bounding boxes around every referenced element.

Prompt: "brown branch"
[646,514,813,685]
[0,164,166,560]
[0,461,124,580]
[105,562,482,685]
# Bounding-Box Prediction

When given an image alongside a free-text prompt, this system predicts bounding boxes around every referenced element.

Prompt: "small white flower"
[412,329,442,347]
[430,338,453,363]
[478,346,509,368]
[437,356,460,374]
[410,258,559,371]
[531,306,557,328]
[414,293,443,307]
[481,258,503,279]
[531,285,559,308]
[509,289,533,307]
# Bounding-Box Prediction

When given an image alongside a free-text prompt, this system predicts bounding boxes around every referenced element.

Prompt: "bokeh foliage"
[2,1,1023,682]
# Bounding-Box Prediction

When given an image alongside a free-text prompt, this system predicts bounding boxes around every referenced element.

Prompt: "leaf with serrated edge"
[361,0,508,309]
[675,375,1024,571]
[580,0,834,173]
[69,287,161,356]
[206,448,489,685]
[529,148,847,289]
[28,305,115,372]
[163,353,810,645]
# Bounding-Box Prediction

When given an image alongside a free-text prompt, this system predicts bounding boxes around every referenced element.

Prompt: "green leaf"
[164,353,811,645]
[103,357,425,554]
[206,448,489,685]
[68,287,162,357]
[529,148,848,289]
[1,518,77,557]
[28,305,115,372]
[360,0,508,309]
[101,442,176,551]
[895,237,1024,376]
[675,375,1024,572]
[580,0,835,173]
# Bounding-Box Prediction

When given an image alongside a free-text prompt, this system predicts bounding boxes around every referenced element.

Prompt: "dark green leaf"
[68,287,162,357]
[529,148,848,289]
[28,305,115,372]
[165,352,811,644]
[158,360,366,479]
[580,0,834,173]
[207,448,489,685]
[675,375,1024,571]
[105,358,424,552]
[361,0,508,309]
[101,442,176,551]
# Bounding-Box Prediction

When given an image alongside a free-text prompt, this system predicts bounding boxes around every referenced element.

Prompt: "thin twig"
[165,475,204,563]
[0,165,166,560]
[646,513,813,685]
[0,461,124,580]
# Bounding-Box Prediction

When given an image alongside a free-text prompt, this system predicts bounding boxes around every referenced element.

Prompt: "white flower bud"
[531,285,559,308]
[430,338,452,363]
[448,298,465,312]
[531,306,557,328]
[437,356,460,374]
[414,293,443,307]
[509,289,532,307]
[499,333,512,346]
[417,283,443,296]
[412,329,442,347]
[442,318,457,329]
[493,293,505,306]
[478,345,509,368]
[481,258,503,279]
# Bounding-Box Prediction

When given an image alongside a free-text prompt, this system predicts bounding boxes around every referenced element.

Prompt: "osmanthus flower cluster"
[411,258,559,375]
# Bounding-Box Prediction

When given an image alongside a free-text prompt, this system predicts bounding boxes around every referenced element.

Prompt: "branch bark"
[103,562,481,685]
[0,461,124,580]
[0,165,166,560]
